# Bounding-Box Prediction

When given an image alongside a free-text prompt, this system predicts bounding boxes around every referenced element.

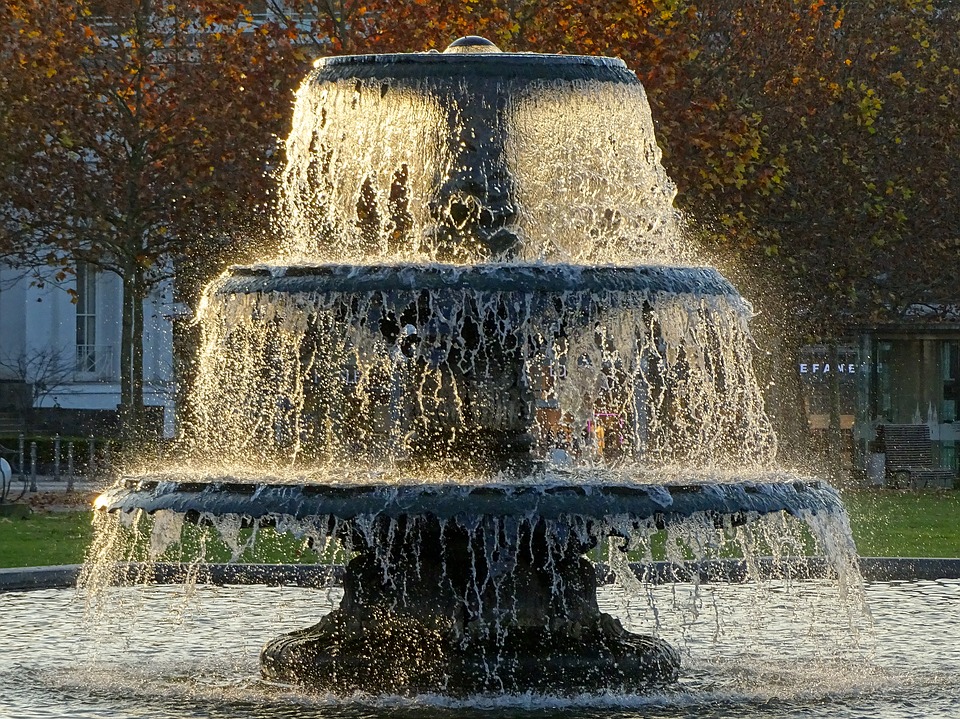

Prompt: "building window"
[943,340,959,423]
[76,263,98,375]
[875,340,893,421]
[798,344,859,431]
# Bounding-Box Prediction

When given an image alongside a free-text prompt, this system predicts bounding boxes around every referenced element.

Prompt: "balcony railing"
[75,345,115,381]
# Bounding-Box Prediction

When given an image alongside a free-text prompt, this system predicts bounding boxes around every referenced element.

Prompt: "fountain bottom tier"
[260,515,679,694]
[95,477,851,695]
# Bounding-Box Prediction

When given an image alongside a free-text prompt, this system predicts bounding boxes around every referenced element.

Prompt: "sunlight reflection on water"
[1,580,957,718]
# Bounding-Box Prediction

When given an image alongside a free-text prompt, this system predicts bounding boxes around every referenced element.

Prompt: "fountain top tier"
[279,36,682,265]
[190,38,774,473]
[311,37,635,82]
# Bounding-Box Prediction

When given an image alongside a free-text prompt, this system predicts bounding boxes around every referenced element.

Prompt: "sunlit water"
[181,50,775,474]
[2,580,957,718]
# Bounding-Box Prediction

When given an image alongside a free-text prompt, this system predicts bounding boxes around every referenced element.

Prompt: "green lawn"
[0,509,334,568]
[0,490,958,568]
[841,489,960,558]
[0,511,94,567]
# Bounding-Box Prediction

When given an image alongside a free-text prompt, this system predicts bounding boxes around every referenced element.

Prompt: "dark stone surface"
[311,50,637,85]
[0,564,82,591]
[261,609,679,695]
[220,263,739,298]
[260,515,679,695]
[97,478,845,525]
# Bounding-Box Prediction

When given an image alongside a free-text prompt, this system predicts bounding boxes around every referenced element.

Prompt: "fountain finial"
[443,36,502,54]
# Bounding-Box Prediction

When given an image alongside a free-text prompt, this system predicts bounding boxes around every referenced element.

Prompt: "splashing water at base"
[2,581,958,718]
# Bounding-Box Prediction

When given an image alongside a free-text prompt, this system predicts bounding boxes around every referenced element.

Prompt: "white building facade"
[0,262,176,437]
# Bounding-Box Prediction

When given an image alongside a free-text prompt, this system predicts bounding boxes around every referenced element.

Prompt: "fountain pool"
[2,580,958,718]
[81,36,881,699]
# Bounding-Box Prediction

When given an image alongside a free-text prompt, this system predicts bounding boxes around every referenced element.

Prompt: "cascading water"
[277,36,683,266]
[88,36,865,697]
[183,264,774,472]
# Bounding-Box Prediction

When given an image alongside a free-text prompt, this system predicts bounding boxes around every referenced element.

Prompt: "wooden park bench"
[878,424,957,489]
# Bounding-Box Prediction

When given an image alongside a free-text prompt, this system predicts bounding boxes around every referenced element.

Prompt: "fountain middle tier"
[188,262,776,473]
[221,262,739,296]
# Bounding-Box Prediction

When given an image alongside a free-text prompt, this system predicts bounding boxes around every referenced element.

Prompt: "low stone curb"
[857,557,960,582]
[0,564,83,591]
[618,557,960,584]
[2,558,959,592]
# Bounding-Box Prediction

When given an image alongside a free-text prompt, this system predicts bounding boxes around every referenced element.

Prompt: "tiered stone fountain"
[94,37,854,696]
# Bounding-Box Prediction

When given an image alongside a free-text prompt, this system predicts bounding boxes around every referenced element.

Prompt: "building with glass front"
[854,307,959,480]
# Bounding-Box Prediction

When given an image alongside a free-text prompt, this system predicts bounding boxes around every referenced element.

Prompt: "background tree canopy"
[0,0,302,436]
[1,0,957,440]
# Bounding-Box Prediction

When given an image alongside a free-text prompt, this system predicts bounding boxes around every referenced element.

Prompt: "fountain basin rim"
[315,51,628,68]
[219,263,740,298]
[10,558,960,592]
[95,478,843,525]
[311,51,635,83]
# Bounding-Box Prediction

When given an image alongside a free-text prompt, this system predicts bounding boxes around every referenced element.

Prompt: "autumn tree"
[775,0,960,327]
[148,0,956,336]
[642,1,959,464]
[646,1,960,333]
[0,0,302,438]
[6,0,949,451]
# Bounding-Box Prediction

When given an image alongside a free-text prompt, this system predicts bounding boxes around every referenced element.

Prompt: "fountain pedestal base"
[259,515,679,695]
[261,607,678,695]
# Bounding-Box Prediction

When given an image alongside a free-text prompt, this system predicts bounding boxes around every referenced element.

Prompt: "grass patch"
[842,489,960,558]
[103,515,342,565]
[0,511,95,567]
[0,509,344,568]
[0,489,958,568]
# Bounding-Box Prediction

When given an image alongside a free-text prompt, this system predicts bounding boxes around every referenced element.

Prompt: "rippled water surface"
[1,580,957,718]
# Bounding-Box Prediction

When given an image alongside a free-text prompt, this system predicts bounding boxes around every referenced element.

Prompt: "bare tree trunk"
[119,263,146,441]
[120,271,133,424]
[132,266,146,426]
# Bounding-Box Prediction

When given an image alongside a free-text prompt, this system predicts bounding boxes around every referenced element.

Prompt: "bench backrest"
[879,424,933,470]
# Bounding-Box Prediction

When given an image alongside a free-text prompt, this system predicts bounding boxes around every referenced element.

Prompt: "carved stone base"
[261,608,678,695]
[260,515,679,695]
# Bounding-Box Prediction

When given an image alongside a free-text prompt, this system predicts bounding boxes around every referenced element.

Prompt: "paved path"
[4,474,109,496]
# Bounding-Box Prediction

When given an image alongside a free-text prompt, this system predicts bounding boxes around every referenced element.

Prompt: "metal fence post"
[29,441,37,493]
[53,434,61,482]
[18,432,25,482]
[67,442,75,493]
